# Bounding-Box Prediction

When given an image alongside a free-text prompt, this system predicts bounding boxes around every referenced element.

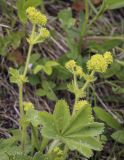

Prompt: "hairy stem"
[81,0,89,37]
[40,137,49,153]
[82,70,94,92]
[23,25,35,77]
[19,83,26,153]
[19,25,36,153]
[79,0,89,54]
[19,83,23,118]
[48,140,60,153]
[62,145,69,160]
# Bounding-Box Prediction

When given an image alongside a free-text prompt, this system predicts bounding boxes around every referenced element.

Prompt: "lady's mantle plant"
[4,6,113,160]
[9,6,50,155]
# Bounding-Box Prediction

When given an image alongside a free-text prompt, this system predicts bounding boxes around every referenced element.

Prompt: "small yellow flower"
[26,7,47,26]
[74,100,89,111]
[40,27,50,39]
[84,74,96,82]
[23,102,34,112]
[75,65,84,78]
[87,54,108,73]
[53,147,63,157]
[65,60,76,71]
[19,75,28,84]
[103,51,113,65]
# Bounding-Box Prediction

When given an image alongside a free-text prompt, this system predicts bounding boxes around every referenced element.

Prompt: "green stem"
[73,73,79,112]
[88,0,97,14]
[82,71,95,92]
[23,25,35,77]
[19,25,36,153]
[88,0,106,27]
[23,44,33,77]
[19,83,23,118]
[40,137,49,153]
[21,125,27,154]
[19,83,26,153]
[79,0,89,54]
[81,0,89,37]
[48,140,60,153]
[62,145,68,160]
[31,126,39,150]
[73,73,78,91]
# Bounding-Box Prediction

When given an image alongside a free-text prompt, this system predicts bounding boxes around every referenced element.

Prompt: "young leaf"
[36,88,47,97]
[33,65,43,74]
[26,109,41,127]
[94,106,121,129]
[111,129,124,144]
[9,68,20,84]
[43,61,58,75]
[43,65,52,75]
[28,75,40,86]
[36,81,57,101]
[47,90,58,101]
[30,53,41,64]
[58,8,75,28]
[9,68,28,85]
[45,61,58,67]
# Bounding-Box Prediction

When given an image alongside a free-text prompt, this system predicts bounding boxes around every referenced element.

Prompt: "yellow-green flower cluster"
[65,60,76,70]
[75,65,84,77]
[84,74,96,82]
[104,51,113,64]
[74,100,89,111]
[39,27,50,39]
[26,7,47,26]
[53,147,63,158]
[87,52,113,73]
[26,7,50,44]
[19,75,28,84]
[23,102,34,112]
[65,60,84,78]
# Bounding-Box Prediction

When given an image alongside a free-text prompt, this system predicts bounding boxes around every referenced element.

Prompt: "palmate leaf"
[0,138,22,160]
[39,100,104,158]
